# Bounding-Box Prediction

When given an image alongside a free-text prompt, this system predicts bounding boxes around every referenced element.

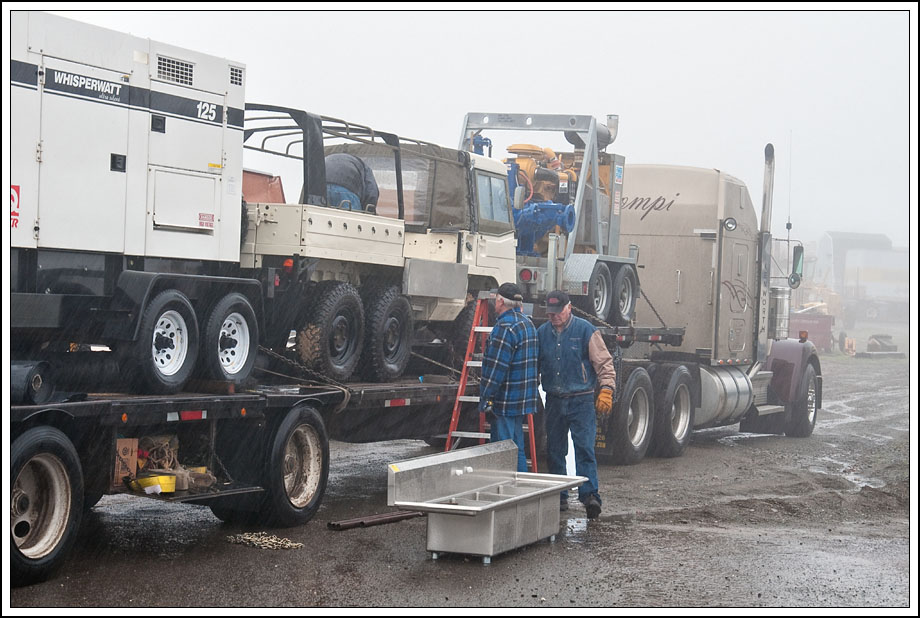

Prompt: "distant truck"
[812,232,909,327]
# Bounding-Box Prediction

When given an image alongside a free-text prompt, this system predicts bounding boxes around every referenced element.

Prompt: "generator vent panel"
[157,56,193,86]
[230,66,243,86]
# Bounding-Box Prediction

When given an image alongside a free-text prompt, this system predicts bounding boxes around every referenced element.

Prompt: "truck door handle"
[675,270,681,304]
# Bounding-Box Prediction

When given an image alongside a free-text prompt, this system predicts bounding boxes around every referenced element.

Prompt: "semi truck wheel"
[201,292,259,384]
[784,364,818,438]
[297,281,365,382]
[359,285,413,382]
[130,289,199,394]
[650,365,694,458]
[610,264,639,326]
[258,405,329,527]
[575,262,613,323]
[602,366,654,465]
[11,427,84,587]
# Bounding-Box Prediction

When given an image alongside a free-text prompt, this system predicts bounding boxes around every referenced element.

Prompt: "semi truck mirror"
[792,245,804,277]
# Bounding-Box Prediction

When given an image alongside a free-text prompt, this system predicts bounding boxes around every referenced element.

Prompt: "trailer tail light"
[799,330,809,343]
[519,269,533,282]
[282,258,294,274]
[384,399,409,407]
[167,410,208,421]
[649,335,662,342]
[582,283,589,294]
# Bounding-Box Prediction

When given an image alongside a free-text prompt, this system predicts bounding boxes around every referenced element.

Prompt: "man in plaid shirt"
[479,283,539,472]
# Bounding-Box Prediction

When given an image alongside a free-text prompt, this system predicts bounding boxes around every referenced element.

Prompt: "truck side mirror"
[792,245,804,277]
[513,185,525,210]
[789,245,804,289]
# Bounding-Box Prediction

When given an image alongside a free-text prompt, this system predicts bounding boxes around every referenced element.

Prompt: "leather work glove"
[595,387,614,415]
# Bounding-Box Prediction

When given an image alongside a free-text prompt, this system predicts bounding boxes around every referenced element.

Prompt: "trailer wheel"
[297,281,365,382]
[359,285,413,382]
[11,427,84,587]
[201,293,259,384]
[650,365,695,458]
[575,262,613,323]
[602,366,654,465]
[610,264,639,326]
[258,405,329,527]
[784,364,818,438]
[130,289,199,394]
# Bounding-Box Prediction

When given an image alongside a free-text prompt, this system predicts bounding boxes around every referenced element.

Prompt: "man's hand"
[595,387,614,415]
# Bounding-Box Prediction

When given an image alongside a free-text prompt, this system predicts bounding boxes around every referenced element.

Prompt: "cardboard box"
[113,438,138,488]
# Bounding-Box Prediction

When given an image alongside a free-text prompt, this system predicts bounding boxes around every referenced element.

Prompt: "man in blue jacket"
[479,283,540,472]
[537,290,616,518]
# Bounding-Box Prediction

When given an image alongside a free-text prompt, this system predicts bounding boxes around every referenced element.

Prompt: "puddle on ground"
[563,517,588,542]
[808,456,886,490]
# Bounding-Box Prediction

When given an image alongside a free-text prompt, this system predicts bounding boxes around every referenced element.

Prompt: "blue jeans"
[327,184,362,211]
[490,414,528,472]
[545,393,601,505]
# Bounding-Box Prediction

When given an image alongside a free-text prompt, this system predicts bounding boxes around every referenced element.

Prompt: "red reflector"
[274,274,281,287]
[180,410,204,421]
[384,399,407,407]
[649,335,661,342]
[283,258,294,273]
[519,269,533,282]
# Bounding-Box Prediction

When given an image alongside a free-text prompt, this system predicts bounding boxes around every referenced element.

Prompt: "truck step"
[756,404,785,416]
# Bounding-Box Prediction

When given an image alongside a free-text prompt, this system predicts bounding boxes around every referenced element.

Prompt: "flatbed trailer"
[9,375,477,587]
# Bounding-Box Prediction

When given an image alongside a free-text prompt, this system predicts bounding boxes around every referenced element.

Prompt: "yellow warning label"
[389,464,400,472]
[208,163,222,169]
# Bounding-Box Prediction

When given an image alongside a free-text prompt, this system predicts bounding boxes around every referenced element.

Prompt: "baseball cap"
[497,282,524,302]
[544,290,570,313]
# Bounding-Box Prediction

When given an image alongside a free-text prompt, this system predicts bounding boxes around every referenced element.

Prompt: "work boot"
[584,494,602,519]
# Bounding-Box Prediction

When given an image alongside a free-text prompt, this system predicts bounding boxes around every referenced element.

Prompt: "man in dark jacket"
[479,283,540,472]
[325,153,379,212]
[537,290,615,518]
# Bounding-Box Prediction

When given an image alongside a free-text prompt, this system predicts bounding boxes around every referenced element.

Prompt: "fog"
[22,6,914,252]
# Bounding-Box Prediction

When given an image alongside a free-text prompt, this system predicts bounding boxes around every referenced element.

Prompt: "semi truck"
[590,146,822,464]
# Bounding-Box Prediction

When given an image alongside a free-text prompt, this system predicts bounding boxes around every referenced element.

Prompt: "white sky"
[11,3,913,251]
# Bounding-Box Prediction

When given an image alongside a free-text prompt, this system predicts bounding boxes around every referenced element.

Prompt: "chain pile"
[226,531,303,550]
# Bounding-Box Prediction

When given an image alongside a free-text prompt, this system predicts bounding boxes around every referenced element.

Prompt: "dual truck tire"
[126,289,260,394]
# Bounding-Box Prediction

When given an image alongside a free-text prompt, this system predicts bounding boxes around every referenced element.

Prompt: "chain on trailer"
[256,346,464,411]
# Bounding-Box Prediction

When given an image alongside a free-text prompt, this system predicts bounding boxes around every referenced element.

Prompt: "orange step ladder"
[444,294,538,472]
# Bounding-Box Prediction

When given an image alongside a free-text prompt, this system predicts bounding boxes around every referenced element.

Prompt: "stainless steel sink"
[387,440,587,563]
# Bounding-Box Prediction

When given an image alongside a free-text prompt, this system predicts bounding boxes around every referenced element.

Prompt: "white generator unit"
[10,11,245,261]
